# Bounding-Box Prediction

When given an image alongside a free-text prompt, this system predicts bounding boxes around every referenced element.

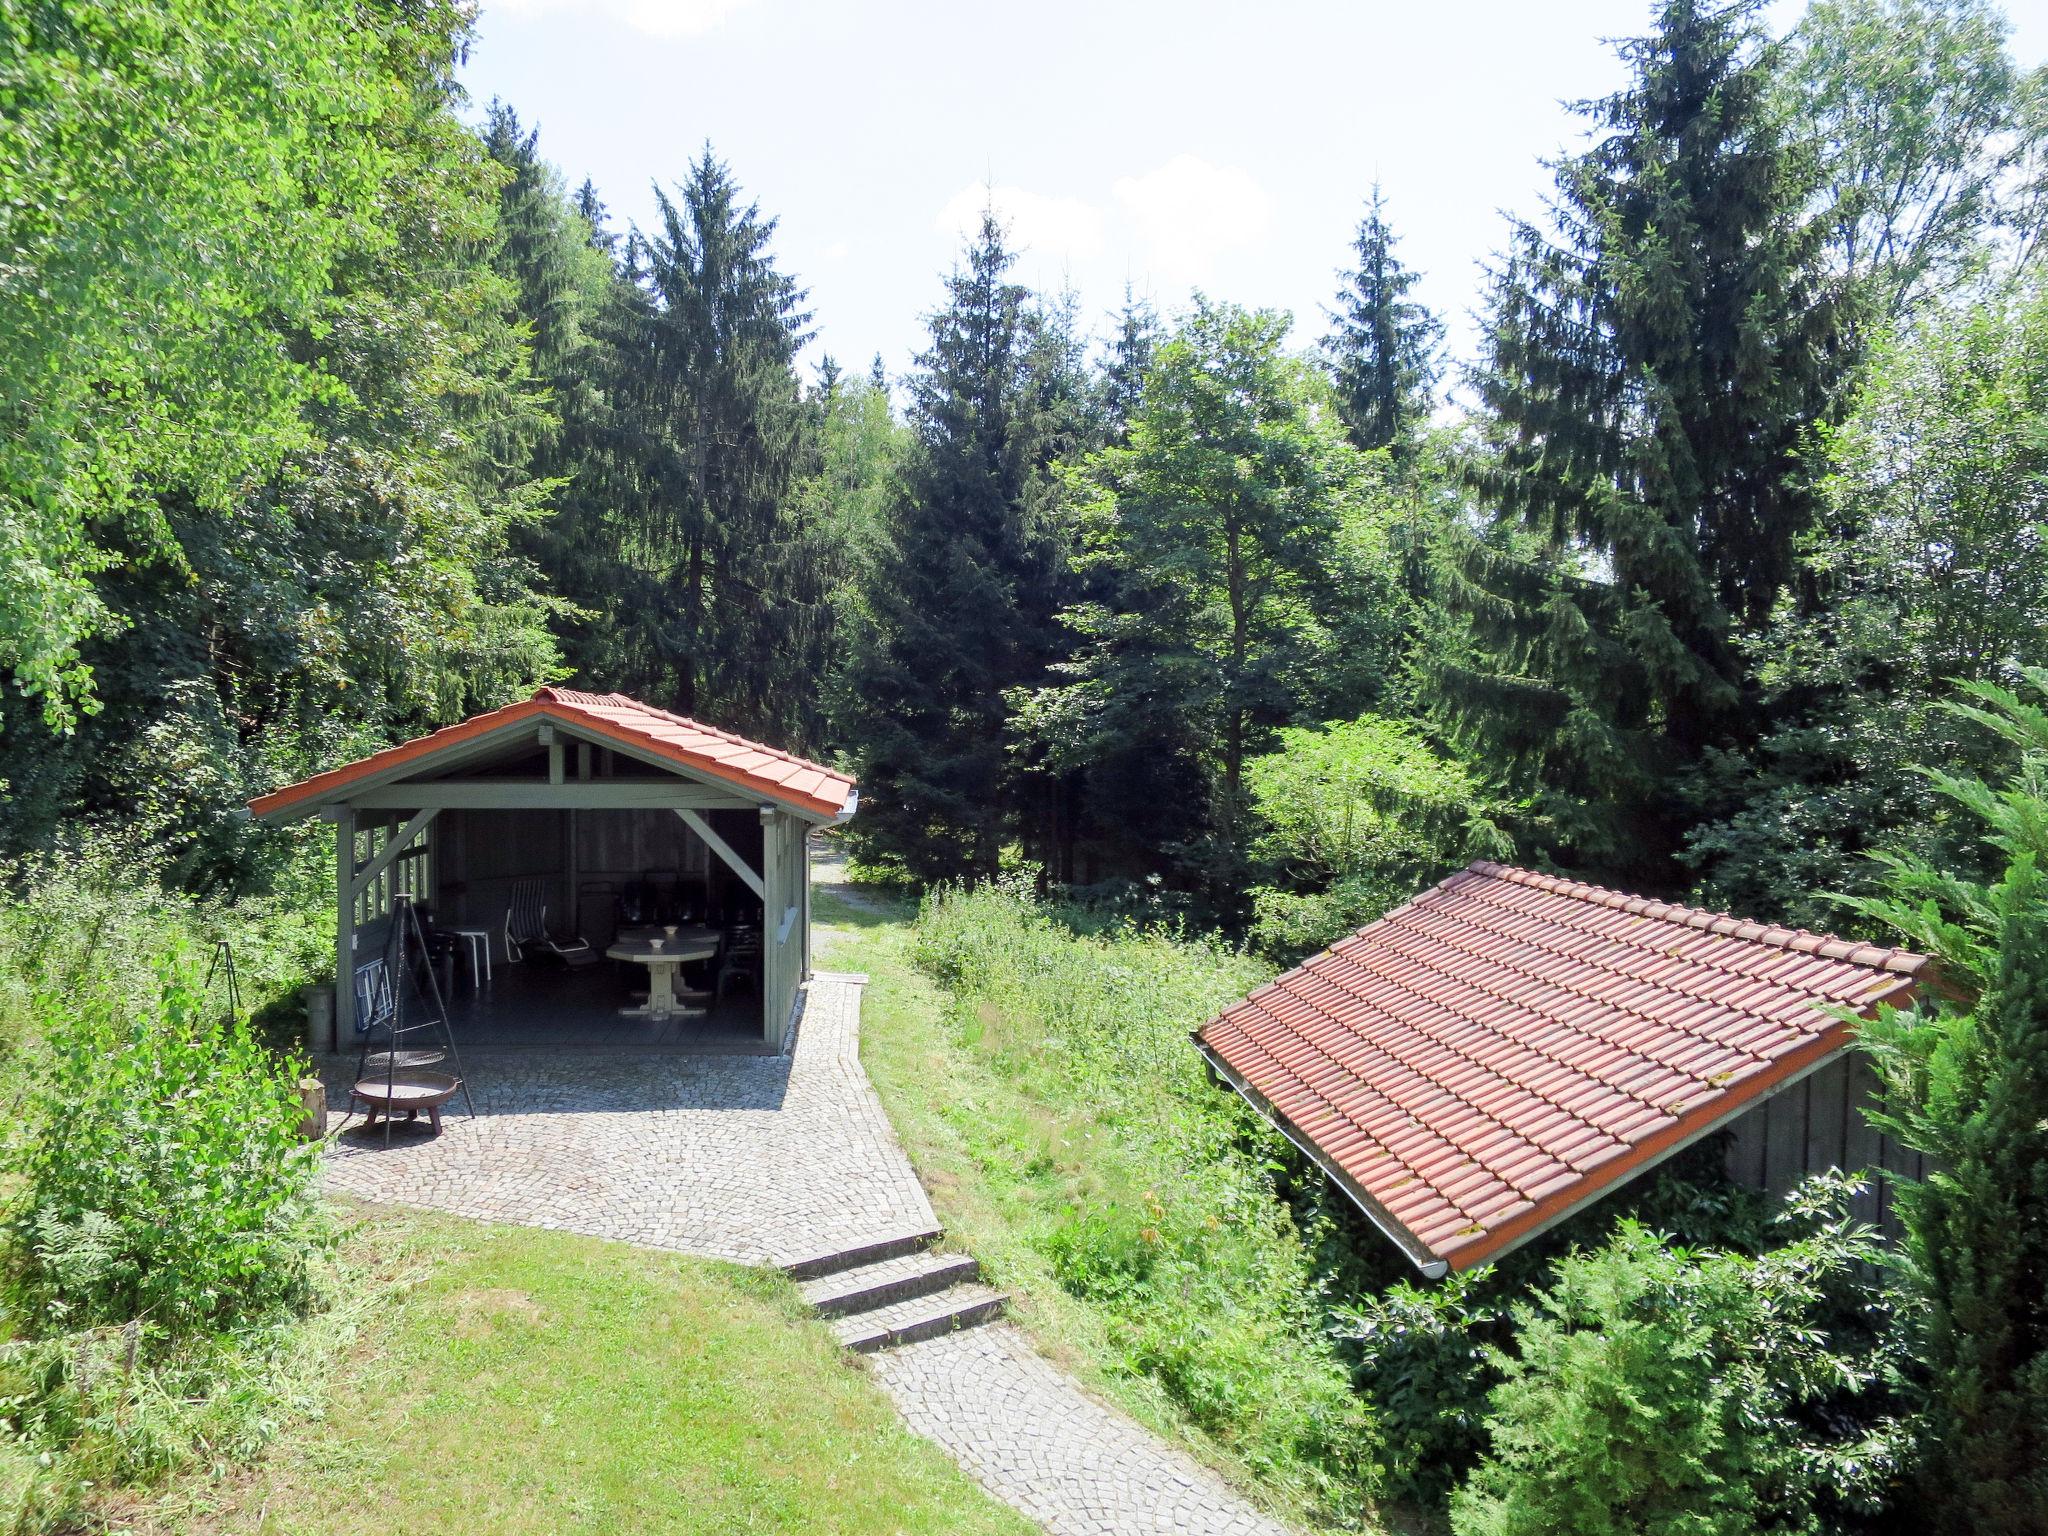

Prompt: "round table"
[607,937,717,1020]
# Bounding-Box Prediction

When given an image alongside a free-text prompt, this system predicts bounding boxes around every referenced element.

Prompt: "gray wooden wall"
[432,806,767,945]
[1722,1050,1925,1240]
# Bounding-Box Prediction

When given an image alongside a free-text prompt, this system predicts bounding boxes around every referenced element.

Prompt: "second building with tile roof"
[1193,861,1933,1275]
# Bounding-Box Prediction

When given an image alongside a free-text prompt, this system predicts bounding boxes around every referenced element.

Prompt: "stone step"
[781,1226,941,1282]
[799,1248,981,1318]
[831,1282,1008,1353]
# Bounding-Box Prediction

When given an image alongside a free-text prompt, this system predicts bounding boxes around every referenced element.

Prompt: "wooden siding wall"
[1722,1051,1925,1240]
[432,808,767,942]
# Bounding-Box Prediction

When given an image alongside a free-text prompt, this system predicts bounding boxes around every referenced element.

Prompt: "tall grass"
[0,836,336,1528]
[908,878,1379,1523]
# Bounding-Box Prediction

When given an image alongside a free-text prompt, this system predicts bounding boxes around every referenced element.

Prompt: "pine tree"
[1322,187,1443,454]
[841,211,1075,880]
[1446,0,1837,879]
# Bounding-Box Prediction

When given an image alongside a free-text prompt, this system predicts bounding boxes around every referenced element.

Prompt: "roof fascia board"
[345,781,754,811]
[1453,1025,1856,1272]
[258,711,547,824]
[1194,1036,1451,1279]
[546,710,841,823]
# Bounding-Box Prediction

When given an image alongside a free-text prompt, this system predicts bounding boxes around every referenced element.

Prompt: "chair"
[716,924,763,998]
[354,958,396,1039]
[505,877,598,967]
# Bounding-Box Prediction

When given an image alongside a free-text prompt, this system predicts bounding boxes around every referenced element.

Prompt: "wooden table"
[607,937,717,1020]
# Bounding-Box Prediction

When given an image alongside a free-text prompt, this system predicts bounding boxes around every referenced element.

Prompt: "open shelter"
[248,687,856,1051]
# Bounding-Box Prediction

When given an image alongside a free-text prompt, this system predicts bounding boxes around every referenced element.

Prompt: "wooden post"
[761,807,784,1045]
[332,805,356,1042]
[799,825,812,979]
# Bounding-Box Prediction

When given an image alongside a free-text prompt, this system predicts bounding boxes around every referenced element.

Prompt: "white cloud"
[1112,154,1273,288]
[821,239,850,262]
[934,182,1106,269]
[489,0,757,39]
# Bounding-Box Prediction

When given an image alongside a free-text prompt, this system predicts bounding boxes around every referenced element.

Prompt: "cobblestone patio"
[321,972,935,1266]
[872,1323,1292,1536]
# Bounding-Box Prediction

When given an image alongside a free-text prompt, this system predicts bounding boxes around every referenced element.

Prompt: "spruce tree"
[1322,187,1443,454]
[841,211,1074,880]
[1447,0,1836,879]
[604,150,825,740]
[1100,285,1160,441]
[482,109,641,706]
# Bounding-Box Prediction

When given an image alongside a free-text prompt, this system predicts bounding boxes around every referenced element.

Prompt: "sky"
[461,0,2048,389]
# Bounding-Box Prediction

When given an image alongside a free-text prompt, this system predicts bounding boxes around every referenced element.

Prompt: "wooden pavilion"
[248,687,857,1049]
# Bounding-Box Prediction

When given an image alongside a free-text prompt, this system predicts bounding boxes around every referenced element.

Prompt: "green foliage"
[0,0,397,721]
[907,879,1378,1521]
[1018,301,1406,902]
[842,212,1090,881]
[1449,0,1838,882]
[1687,270,2048,923]
[6,973,322,1339]
[1450,1177,1910,1536]
[1333,1268,1513,1505]
[1244,714,1510,958]
[1844,670,2048,1531]
[1329,1140,1779,1507]
[1791,0,2045,325]
[0,842,334,1513]
[0,0,562,885]
[550,149,831,742]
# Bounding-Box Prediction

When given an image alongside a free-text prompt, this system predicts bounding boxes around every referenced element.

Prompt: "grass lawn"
[133,1206,1030,1536]
[812,874,1367,1533]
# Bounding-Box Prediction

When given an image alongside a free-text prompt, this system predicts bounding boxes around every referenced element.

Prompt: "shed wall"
[1722,1051,1925,1240]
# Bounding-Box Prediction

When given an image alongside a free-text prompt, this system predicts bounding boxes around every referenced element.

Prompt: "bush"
[1450,1176,1912,1536]
[1330,1138,1776,1506]
[5,966,325,1339]
[0,839,334,1513]
[1243,716,1508,961]
[1847,671,2048,1532]
[1334,1270,1514,1505]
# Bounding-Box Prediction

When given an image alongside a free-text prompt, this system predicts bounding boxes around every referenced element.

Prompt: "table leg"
[647,961,677,1019]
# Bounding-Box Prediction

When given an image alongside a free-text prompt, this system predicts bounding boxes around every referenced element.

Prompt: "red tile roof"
[1193,862,1930,1274]
[247,687,856,821]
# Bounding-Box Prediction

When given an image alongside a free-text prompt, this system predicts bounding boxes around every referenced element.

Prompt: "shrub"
[1847,671,2048,1532]
[1243,716,1508,960]
[5,964,326,1340]
[1331,1139,1775,1506]
[1334,1270,1514,1504]
[0,846,336,1513]
[1450,1176,1912,1536]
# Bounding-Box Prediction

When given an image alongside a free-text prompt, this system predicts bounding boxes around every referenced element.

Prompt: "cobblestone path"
[871,1323,1292,1536]
[321,973,936,1266]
